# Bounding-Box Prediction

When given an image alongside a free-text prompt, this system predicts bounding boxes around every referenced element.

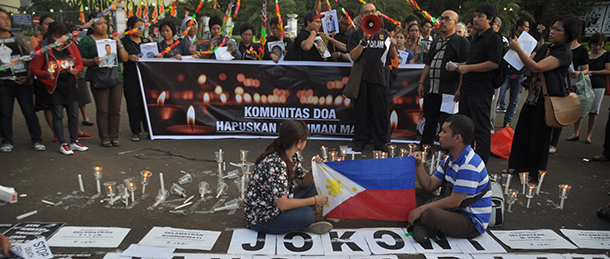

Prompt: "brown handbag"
[343,53,365,99]
[541,73,581,127]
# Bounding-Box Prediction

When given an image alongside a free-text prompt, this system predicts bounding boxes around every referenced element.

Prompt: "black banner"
[137,59,423,142]
[2,222,65,245]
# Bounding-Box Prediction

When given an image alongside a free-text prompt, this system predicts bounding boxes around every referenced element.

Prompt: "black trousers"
[459,93,492,164]
[123,76,148,135]
[508,96,551,176]
[421,93,450,145]
[353,80,389,150]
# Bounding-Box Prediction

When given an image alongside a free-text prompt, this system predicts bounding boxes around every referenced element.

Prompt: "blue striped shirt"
[433,145,492,234]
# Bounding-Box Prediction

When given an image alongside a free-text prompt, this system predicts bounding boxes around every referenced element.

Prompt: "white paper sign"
[169,253,206,259]
[121,244,175,259]
[10,237,53,259]
[447,232,506,254]
[560,229,610,249]
[359,228,417,254]
[138,227,221,251]
[321,10,340,35]
[426,254,473,259]
[214,47,235,60]
[403,230,462,254]
[227,229,276,255]
[561,254,610,259]
[47,226,130,248]
[204,254,253,259]
[490,229,577,250]
[440,94,459,114]
[503,31,538,71]
[105,253,207,259]
[140,42,159,58]
[276,232,324,255]
[320,229,370,256]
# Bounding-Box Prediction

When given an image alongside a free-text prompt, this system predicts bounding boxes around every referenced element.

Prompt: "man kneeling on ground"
[408,114,492,243]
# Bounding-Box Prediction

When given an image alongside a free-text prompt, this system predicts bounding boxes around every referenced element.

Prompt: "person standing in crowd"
[406,23,425,64]
[417,10,469,146]
[158,20,189,60]
[238,23,261,60]
[550,20,588,153]
[0,8,45,153]
[408,114,491,243]
[32,22,88,155]
[507,15,577,179]
[180,16,198,52]
[568,32,610,144]
[263,17,293,63]
[292,10,326,61]
[449,3,502,164]
[497,19,530,128]
[121,16,151,142]
[420,20,434,42]
[347,3,397,152]
[78,13,128,147]
[466,20,476,42]
[394,29,414,64]
[327,10,354,62]
[489,16,508,133]
[193,16,240,60]
[456,22,467,37]
[404,15,419,27]
[244,119,331,234]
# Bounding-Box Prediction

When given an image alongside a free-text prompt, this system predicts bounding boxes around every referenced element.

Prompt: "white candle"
[131,191,135,203]
[96,179,101,194]
[241,174,245,200]
[78,174,85,192]
[159,173,165,191]
[174,201,193,210]
[184,195,195,204]
[41,200,56,206]
[16,210,38,220]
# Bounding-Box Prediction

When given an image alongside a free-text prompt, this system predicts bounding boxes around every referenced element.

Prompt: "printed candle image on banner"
[136,60,422,140]
[311,157,417,220]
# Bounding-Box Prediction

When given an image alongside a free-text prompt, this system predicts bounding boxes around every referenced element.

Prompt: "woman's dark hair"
[384,21,397,32]
[577,18,587,42]
[40,15,55,26]
[269,17,280,27]
[255,119,310,182]
[421,20,433,28]
[86,12,103,35]
[474,2,497,24]
[404,15,418,26]
[554,15,582,43]
[589,32,607,46]
[48,22,68,38]
[407,23,420,33]
[240,22,254,35]
[126,16,142,30]
[445,114,475,145]
[159,20,177,36]
[0,8,7,16]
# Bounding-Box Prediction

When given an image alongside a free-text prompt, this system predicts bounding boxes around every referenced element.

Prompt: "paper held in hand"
[503,31,538,71]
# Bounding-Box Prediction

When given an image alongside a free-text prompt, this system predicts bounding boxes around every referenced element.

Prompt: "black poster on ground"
[2,222,65,245]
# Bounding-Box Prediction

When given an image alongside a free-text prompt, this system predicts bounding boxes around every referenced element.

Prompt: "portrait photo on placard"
[322,10,340,35]
[140,42,159,58]
[96,39,118,67]
[267,41,285,61]
[313,36,331,58]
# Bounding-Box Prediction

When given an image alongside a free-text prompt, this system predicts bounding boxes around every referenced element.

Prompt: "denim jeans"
[51,101,79,144]
[497,77,522,125]
[249,183,319,234]
[0,80,43,145]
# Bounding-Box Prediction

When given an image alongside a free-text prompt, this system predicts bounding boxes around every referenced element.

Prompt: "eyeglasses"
[439,16,454,21]
[550,26,564,32]
[362,9,376,15]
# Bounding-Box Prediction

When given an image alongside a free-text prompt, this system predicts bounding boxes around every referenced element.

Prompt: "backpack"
[490,32,509,89]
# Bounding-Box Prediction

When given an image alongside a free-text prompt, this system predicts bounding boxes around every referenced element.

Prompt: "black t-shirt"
[0,34,28,80]
[423,33,469,94]
[239,41,262,60]
[294,30,324,61]
[50,48,78,105]
[121,36,151,81]
[534,43,572,96]
[589,51,610,89]
[461,28,503,96]
[327,31,349,53]
[572,45,589,70]
[347,28,392,86]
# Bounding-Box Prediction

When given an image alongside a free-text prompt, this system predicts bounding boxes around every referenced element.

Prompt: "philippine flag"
[312,157,416,221]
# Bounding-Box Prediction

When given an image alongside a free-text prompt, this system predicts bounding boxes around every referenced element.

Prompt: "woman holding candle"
[121,16,151,142]
[506,15,578,181]
[31,22,88,155]
[158,20,189,60]
[244,119,332,234]
[78,13,128,147]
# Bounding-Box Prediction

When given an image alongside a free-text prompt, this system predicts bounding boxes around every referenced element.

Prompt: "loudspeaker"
[362,14,381,35]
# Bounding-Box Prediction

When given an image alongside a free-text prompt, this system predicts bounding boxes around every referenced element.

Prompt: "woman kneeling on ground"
[244,119,332,234]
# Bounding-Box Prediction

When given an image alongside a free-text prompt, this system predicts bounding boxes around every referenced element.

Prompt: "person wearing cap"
[193,16,240,59]
[347,3,397,152]
[291,10,327,61]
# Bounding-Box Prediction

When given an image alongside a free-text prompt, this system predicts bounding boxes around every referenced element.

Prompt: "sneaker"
[1,143,13,153]
[70,141,89,152]
[33,142,46,151]
[412,224,437,244]
[302,221,333,234]
[77,132,93,139]
[549,146,557,154]
[59,143,74,155]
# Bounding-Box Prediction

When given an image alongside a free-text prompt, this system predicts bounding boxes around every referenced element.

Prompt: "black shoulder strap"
[458,181,491,209]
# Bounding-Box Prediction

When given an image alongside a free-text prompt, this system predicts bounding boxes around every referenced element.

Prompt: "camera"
[597,207,610,221]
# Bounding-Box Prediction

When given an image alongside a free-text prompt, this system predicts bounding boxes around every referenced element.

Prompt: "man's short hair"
[515,19,527,28]
[445,114,475,145]
[474,2,497,24]
[404,15,418,25]
[421,20,433,27]
[269,17,280,27]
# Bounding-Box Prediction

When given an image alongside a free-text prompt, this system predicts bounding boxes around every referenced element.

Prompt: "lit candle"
[558,184,571,209]
[502,173,512,195]
[506,189,519,212]
[94,166,103,194]
[78,174,85,192]
[536,171,546,195]
[320,146,328,160]
[339,145,348,160]
[408,144,417,155]
[519,172,529,194]
[526,184,536,208]
[400,148,408,157]
[240,150,249,164]
[373,150,381,159]
[388,145,396,157]
[141,170,152,195]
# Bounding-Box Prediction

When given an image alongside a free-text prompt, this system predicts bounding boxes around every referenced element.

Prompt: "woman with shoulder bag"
[505,15,578,181]
[78,13,128,147]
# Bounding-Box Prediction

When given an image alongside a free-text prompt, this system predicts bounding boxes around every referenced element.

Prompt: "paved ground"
[1,93,609,257]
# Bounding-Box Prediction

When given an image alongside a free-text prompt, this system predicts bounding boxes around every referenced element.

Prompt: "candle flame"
[214,85,223,95]
[157,91,166,105]
[220,93,227,104]
[95,166,101,171]
[144,171,151,177]
[130,182,134,188]
[187,105,195,130]
[390,110,398,129]
[108,185,112,190]
[203,93,210,104]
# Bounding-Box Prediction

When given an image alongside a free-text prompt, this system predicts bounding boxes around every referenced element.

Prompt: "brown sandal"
[102,141,112,147]
[111,140,121,146]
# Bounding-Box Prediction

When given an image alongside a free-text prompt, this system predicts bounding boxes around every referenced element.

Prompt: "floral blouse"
[244,151,306,226]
